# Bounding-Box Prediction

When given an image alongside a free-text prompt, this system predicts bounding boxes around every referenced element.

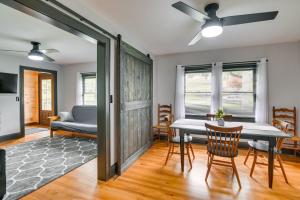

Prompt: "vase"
[217,119,224,126]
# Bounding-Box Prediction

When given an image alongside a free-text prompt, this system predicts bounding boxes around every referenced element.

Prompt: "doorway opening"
[20,66,58,136]
[24,69,55,135]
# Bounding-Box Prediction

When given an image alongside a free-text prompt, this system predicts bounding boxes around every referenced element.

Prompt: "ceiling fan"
[0,41,59,62]
[172,1,279,46]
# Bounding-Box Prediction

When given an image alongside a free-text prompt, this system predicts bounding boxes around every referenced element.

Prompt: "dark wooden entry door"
[119,42,153,172]
[39,73,54,126]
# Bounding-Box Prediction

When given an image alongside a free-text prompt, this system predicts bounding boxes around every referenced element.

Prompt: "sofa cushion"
[72,106,97,124]
[58,112,74,122]
[51,121,97,134]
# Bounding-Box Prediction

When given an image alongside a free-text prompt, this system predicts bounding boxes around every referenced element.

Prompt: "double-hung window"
[82,73,97,105]
[222,65,256,118]
[184,66,212,116]
[184,63,256,121]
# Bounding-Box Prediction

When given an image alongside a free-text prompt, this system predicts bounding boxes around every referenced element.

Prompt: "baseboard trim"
[121,141,152,173]
[0,132,23,142]
[110,162,118,177]
[25,122,39,126]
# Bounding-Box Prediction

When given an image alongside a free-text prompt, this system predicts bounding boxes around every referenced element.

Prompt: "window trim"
[82,72,97,105]
[184,64,257,122]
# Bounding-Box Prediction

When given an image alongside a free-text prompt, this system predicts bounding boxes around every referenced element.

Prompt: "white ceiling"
[58,0,300,55]
[1,0,300,61]
[0,4,96,65]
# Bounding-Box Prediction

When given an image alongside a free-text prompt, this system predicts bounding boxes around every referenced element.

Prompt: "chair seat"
[171,135,192,143]
[290,136,300,142]
[207,143,238,157]
[248,141,281,154]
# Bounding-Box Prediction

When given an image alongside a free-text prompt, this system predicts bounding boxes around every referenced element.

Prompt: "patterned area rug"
[3,136,97,200]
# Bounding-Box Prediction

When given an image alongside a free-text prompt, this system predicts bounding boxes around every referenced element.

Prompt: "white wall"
[153,41,300,134]
[0,54,63,136]
[61,62,97,111]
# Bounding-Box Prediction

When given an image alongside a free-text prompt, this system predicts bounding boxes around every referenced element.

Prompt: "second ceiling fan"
[172,1,279,46]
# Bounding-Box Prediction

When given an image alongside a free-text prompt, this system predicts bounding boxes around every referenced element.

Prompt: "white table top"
[171,119,291,139]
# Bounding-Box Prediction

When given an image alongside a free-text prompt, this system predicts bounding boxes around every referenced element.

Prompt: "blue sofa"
[50,105,97,137]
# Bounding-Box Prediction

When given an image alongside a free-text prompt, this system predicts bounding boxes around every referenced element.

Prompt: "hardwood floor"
[1,132,300,200]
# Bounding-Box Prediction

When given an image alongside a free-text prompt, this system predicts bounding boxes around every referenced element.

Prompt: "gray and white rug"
[3,136,97,200]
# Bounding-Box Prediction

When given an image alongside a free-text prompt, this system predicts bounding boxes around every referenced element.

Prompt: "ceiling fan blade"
[40,49,59,54]
[42,54,55,62]
[172,1,209,22]
[0,49,27,53]
[188,31,202,46]
[222,11,278,26]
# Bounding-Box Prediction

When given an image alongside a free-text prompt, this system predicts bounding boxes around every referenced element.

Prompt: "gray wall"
[153,41,300,134]
[0,54,63,136]
[61,62,97,111]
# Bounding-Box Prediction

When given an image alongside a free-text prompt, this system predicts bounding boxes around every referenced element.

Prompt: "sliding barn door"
[118,41,153,172]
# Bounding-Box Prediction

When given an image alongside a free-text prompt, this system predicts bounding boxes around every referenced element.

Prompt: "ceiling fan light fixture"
[28,51,44,61]
[201,25,223,38]
[201,21,223,38]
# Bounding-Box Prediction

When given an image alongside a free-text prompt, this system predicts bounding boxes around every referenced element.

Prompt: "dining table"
[170,119,292,189]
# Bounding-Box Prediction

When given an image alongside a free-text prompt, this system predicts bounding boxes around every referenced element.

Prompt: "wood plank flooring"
[1,132,300,200]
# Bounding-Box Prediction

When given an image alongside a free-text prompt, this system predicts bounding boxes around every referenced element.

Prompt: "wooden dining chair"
[206,113,233,121]
[205,123,243,188]
[273,107,299,155]
[165,127,195,169]
[245,120,289,183]
[153,104,173,142]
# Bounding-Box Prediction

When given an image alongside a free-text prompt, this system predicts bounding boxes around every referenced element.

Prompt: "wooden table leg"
[268,137,276,188]
[180,130,184,172]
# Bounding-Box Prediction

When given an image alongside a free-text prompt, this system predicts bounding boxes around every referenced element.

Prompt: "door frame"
[38,72,56,126]
[19,66,58,135]
[0,0,111,180]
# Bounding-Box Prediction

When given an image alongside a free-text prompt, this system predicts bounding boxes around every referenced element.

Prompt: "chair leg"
[158,130,160,141]
[50,129,54,138]
[171,143,175,155]
[165,143,173,165]
[277,155,288,183]
[186,144,192,169]
[205,155,214,181]
[250,150,257,177]
[189,143,195,159]
[231,158,242,188]
[244,147,252,165]
[207,153,211,166]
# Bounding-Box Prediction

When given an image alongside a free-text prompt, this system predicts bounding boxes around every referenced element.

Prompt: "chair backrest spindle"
[157,104,172,126]
[273,106,296,136]
[205,123,243,157]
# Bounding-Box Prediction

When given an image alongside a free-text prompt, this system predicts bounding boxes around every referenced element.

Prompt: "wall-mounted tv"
[0,72,18,93]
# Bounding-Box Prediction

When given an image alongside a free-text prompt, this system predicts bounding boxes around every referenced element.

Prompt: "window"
[185,70,212,116]
[222,68,256,118]
[184,64,256,120]
[82,73,97,105]
[41,79,52,110]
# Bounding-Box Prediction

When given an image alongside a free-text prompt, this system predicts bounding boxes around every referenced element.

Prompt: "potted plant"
[215,109,225,126]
